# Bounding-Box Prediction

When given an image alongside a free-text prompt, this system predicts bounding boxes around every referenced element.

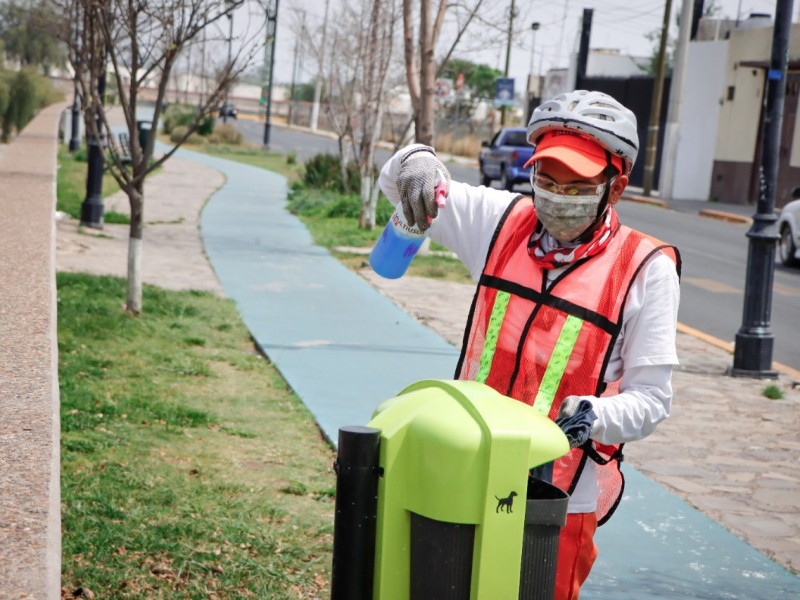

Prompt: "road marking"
[774,282,800,297]
[682,277,740,294]
[677,322,800,380]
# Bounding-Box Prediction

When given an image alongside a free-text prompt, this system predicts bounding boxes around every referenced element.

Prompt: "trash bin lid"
[369,379,569,522]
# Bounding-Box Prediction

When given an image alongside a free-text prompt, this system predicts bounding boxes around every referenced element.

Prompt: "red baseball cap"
[524,131,623,178]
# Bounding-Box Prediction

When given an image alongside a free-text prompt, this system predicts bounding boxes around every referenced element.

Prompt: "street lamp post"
[80,64,106,229]
[731,0,794,378]
[263,0,280,147]
[525,22,540,121]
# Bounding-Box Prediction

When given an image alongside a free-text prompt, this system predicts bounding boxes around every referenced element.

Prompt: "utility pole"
[500,0,517,126]
[310,0,331,131]
[731,0,794,378]
[288,11,306,127]
[525,22,540,121]
[660,0,694,203]
[575,8,593,87]
[223,0,235,124]
[642,0,673,196]
[263,0,280,147]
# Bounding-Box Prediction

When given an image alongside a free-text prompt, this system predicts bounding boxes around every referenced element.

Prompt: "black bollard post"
[331,426,381,600]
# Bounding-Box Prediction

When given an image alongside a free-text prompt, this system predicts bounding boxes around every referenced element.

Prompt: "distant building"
[673,13,800,207]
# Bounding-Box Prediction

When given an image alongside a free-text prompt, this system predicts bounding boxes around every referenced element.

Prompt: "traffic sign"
[494,78,515,107]
[434,79,453,99]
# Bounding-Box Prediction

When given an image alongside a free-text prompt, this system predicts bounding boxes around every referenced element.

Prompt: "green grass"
[59,273,335,598]
[57,139,470,596]
[762,383,784,400]
[56,146,129,223]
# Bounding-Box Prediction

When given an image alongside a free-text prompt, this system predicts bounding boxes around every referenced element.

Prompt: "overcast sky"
[232,0,792,89]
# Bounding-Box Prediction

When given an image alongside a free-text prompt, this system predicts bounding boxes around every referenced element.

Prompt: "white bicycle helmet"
[526,90,639,175]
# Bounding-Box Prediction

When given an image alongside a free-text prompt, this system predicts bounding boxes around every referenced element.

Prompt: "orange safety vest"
[455,196,680,524]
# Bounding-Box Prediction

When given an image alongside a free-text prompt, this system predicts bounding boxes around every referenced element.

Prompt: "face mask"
[532,185,603,242]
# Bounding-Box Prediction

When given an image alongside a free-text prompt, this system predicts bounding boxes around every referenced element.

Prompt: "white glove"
[396,146,451,231]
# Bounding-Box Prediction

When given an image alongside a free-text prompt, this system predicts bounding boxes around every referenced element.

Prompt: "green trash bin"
[363,379,570,600]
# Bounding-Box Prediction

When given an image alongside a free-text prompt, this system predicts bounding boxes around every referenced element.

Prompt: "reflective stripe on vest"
[476,290,510,384]
[534,314,583,416]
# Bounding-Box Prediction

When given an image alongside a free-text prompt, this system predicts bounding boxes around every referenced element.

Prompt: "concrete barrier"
[0,102,64,599]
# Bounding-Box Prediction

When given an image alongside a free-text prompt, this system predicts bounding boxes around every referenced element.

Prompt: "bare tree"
[401,0,490,146]
[321,0,396,230]
[53,0,262,315]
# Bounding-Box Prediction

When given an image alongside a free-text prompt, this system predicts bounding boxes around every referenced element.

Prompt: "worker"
[378,89,681,599]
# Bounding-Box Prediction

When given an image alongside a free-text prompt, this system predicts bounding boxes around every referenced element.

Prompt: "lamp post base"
[730,330,778,379]
[80,195,105,230]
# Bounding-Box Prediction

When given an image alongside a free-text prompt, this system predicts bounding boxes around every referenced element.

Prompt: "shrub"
[187,132,206,145]
[0,70,62,142]
[302,153,362,194]
[762,384,784,400]
[73,147,88,162]
[169,125,189,144]
[197,114,214,136]
[1,70,35,142]
[215,123,242,145]
[162,104,198,135]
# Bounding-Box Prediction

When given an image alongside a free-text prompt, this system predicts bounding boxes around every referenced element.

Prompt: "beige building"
[687,15,800,208]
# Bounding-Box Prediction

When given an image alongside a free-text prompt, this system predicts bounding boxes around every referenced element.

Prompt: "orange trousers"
[554,513,599,600]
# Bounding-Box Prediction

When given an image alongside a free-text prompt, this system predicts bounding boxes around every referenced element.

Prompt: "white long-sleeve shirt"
[379,146,681,512]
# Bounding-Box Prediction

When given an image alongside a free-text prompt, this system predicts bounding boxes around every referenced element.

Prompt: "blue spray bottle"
[369,170,447,279]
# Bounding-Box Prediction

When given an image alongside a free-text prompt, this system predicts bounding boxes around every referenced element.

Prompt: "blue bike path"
[177,147,799,599]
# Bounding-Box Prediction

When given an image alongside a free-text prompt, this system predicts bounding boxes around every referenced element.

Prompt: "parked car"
[778,188,800,266]
[479,127,535,191]
[218,103,238,119]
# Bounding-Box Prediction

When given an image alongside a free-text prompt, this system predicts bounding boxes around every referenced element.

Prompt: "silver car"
[778,192,800,266]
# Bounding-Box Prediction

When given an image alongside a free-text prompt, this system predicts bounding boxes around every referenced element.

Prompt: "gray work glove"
[396,146,451,231]
[555,396,597,449]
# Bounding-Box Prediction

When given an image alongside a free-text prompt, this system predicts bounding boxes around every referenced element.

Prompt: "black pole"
[69,16,81,153]
[263,0,280,147]
[575,9,593,88]
[80,67,106,229]
[642,0,673,196]
[731,1,793,378]
[69,81,81,153]
[331,426,381,600]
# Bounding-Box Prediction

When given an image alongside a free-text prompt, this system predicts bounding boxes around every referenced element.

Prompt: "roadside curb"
[622,192,754,226]
[697,208,752,225]
[676,323,800,381]
[622,193,669,208]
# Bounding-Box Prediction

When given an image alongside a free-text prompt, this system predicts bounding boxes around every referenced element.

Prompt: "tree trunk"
[417,0,436,145]
[126,185,144,315]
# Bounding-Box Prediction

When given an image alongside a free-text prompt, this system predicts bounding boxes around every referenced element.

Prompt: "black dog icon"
[495,491,518,513]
